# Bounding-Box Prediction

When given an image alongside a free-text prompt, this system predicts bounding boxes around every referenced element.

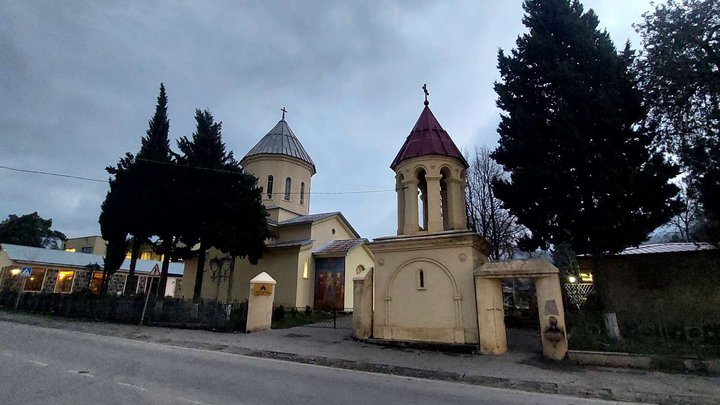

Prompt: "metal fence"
[0,290,248,332]
[563,283,595,308]
[304,309,353,329]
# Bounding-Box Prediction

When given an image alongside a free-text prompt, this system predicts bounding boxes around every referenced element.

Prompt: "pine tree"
[176,109,270,302]
[636,0,720,240]
[493,0,679,256]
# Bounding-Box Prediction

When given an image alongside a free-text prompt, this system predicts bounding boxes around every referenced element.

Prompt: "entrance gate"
[474,259,568,361]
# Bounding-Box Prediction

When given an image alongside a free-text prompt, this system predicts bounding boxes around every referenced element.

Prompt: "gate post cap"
[250,272,277,285]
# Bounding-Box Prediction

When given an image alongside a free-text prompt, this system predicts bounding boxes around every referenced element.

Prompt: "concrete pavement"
[1,311,718,404]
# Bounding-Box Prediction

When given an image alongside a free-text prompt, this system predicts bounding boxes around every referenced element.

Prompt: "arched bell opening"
[396,173,406,235]
[440,167,451,231]
[416,169,428,231]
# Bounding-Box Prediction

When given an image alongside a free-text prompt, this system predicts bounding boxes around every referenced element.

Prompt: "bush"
[272,305,285,321]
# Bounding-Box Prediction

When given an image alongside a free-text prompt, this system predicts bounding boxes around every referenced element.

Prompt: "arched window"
[267,175,274,199]
[417,169,428,230]
[284,177,291,200]
[300,182,305,205]
[440,167,451,231]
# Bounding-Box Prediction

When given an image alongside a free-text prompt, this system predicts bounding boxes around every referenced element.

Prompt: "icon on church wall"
[314,257,345,311]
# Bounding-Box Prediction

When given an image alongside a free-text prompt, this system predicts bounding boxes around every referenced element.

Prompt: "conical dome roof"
[243,119,316,173]
[390,105,467,170]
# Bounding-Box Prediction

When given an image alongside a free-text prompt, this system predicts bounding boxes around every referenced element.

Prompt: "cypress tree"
[492,0,680,331]
[177,109,270,303]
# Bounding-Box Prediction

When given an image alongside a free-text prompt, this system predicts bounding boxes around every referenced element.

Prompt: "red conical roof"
[390,105,468,170]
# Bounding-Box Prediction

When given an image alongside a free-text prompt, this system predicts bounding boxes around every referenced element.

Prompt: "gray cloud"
[0,0,650,240]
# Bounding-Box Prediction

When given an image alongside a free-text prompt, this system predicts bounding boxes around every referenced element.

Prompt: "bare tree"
[667,179,701,242]
[465,145,525,260]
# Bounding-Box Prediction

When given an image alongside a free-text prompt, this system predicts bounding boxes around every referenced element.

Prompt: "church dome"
[243,118,316,174]
[390,105,467,170]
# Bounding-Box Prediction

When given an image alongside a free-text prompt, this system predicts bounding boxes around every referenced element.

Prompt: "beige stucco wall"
[352,268,373,339]
[295,247,314,308]
[344,245,374,309]
[178,216,365,309]
[311,217,355,244]
[274,225,311,242]
[242,155,313,216]
[64,236,107,255]
[369,232,490,345]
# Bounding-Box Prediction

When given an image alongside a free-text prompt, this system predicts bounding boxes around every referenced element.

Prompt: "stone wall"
[107,274,127,295]
[42,269,59,293]
[72,270,90,292]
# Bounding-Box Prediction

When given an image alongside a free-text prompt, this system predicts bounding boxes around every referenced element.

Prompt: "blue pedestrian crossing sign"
[19,267,32,277]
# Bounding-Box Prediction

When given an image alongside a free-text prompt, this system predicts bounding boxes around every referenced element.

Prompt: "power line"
[0,164,106,183]
[0,163,396,194]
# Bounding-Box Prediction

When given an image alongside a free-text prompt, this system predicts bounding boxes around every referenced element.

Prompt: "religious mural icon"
[314,257,345,310]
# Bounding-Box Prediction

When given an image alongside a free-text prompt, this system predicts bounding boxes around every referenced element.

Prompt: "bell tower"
[390,85,468,235]
[364,86,492,347]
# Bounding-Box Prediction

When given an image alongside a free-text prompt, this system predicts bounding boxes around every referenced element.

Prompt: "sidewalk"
[1,311,718,404]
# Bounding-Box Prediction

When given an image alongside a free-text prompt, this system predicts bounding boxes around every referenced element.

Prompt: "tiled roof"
[614,242,716,256]
[1,243,183,276]
[278,212,338,226]
[266,239,313,249]
[312,239,367,256]
[243,119,316,173]
[390,105,467,170]
[273,211,360,238]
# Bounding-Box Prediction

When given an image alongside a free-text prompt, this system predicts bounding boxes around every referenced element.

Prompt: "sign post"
[15,267,31,310]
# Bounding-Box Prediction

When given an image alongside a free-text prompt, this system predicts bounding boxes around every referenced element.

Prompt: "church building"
[179,112,373,310]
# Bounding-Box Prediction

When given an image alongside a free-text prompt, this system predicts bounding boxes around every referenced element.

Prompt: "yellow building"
[179,114,374,309]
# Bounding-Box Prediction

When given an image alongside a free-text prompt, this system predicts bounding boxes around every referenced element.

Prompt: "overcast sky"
[0,0,652,241]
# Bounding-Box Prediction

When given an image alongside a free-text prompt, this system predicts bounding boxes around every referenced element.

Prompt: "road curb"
[1,312,717,404]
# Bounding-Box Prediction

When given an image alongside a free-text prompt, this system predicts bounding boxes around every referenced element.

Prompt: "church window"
[267,176,274,198]
[418,269,425,290]
[284,177,291,200]
[300,182,305,205]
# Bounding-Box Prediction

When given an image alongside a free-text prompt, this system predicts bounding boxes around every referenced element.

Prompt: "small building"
[179,114,374,309]
[0,243,183,297]
[577,242,720,338]
[64,235,165,261]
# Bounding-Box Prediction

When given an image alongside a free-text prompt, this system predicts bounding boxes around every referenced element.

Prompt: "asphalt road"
[0,321,625,405]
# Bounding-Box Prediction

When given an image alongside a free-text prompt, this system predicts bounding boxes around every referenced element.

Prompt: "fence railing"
[0,290,248,332]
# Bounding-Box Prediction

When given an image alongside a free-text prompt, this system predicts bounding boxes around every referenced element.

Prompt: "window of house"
[267,175,274,198]
[88,272,104,295]
[300,182,305,205]
[81,246,93,253]
[24,268,46,292]
[55,270,75,293]
[284,177,291,200]
[64,248,76,252]
[303,258,309,279]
